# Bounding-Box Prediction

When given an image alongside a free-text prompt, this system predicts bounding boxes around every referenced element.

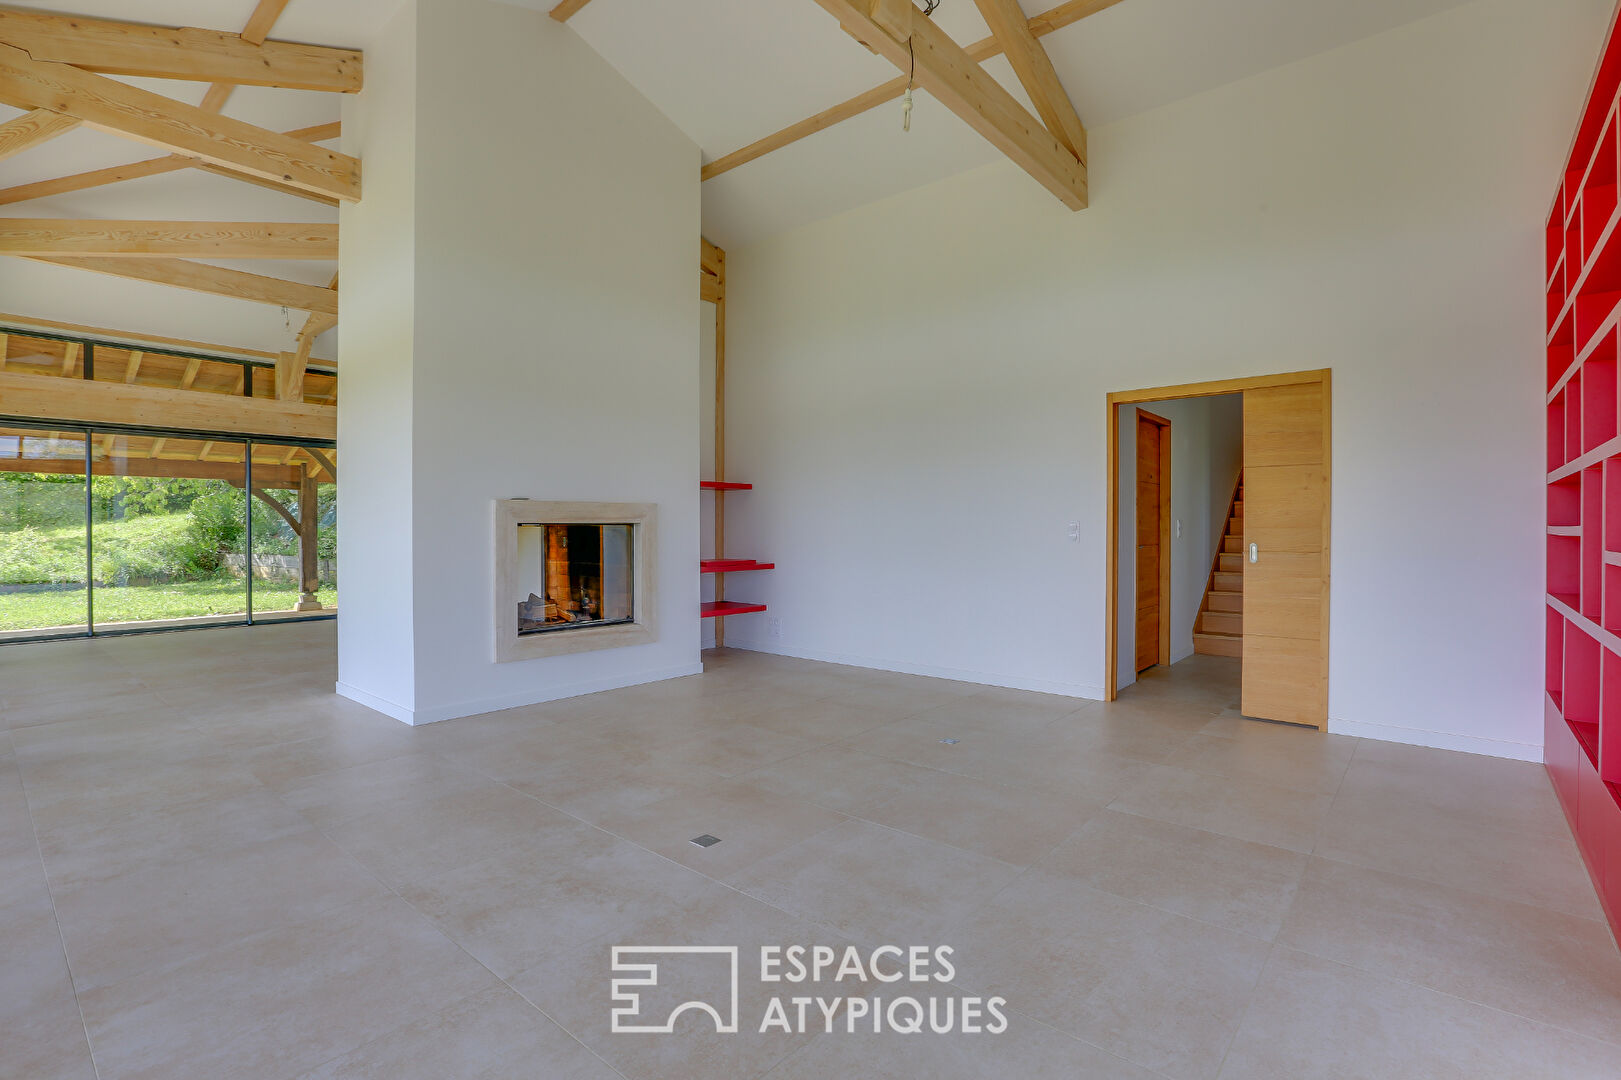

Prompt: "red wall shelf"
[701,480,770,619]
[702,600,768,618]
[1547,4,1621,940]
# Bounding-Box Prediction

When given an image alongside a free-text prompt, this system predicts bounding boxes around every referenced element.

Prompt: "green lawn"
[0,580,337,632]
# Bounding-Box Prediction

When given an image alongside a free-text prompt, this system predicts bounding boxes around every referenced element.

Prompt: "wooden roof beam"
[0,108,77,162]
[549,0,596,22]
[813,0,1087,209]
[0,122,340,208]
[0,42,361,202]
[21,256,339,315]
[0,370,335,441]
[704,0,1125,182]
[0,8,362,93]
[972,0,1087,162]
[0,220,338,259]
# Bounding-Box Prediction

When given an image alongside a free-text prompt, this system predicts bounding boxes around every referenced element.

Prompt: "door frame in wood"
[1105,369,1331,703]
[1134,408,1173,674]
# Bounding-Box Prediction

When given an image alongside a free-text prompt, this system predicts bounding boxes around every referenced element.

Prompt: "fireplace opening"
[516,523,634,634]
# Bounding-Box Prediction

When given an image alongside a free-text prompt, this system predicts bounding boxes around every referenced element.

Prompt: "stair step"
[1213,571,1243,591]
[1194,631,1242,658]
[1217,553,1243,572]
[1233,500,1243,515]
[1223,536,1242,554]
[1200,610,1241,635]
[1206,591,1242,613]
[1229,516,1243,531]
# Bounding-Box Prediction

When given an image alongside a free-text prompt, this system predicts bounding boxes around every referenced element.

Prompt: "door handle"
[1248,543,1259,564]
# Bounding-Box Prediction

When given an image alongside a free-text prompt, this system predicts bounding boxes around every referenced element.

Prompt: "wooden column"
[295,470,322,611]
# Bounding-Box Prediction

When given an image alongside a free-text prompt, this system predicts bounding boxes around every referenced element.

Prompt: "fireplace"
[494,500,657,661]
[516,523,633,633]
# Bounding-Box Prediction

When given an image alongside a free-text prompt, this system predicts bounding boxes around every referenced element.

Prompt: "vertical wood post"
[295,469,321,610]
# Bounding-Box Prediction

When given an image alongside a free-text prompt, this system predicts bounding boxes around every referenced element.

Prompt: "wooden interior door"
[1135,410,1170,673]
[1241,379,1330,728]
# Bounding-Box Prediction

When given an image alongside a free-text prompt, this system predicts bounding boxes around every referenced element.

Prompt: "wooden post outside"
[295,469,322,610]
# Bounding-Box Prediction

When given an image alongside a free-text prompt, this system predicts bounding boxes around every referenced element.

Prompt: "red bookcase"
[1546,3,1621,936]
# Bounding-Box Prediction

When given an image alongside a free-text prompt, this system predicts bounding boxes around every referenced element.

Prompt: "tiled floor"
[2,623,1620,1079]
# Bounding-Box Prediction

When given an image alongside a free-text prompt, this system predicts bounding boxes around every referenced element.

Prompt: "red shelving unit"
[701,479,771,624]
[701,559,775,573]
[701,600,768,618]
[1546,3,1621,939]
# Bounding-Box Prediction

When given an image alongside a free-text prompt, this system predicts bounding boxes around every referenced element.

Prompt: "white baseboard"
[721,637,1105,700]
[1329,716,1543,763]
[335,682,416,724]
[338,662,704,726]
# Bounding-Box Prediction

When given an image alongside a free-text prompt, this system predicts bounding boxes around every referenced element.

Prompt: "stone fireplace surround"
[493,499,658,663]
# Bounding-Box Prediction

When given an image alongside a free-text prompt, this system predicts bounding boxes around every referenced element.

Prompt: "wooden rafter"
[0,9,362,93]
[202,0,291,112]
[0,122,339,208]
[972,0,1086,161]
[0,220,339,259]
[0,108,78,162]
[549,0,596,22]
[22,256,339,315]
[703,0,1125,182]
[0,370,334,440]
[813,0,1086,209]
[0,42,361,202]
[0,311,334,367]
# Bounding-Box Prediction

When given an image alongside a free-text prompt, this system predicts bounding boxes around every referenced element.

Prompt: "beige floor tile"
[1,996,98,1080]
[1108,764,1332,854]
[293,985,620,1080]
[952,869,1270,1080]
[53,830,388,992]
[0,904,97,1080]
[1162,727,1358,795]
[1278,857,1621,1043]
[747,696,908,742]
[507,888,831,1080]
[593,778,847,879]
[733,819,1023,942]
[660,720,824,777]
[503,750,726,824]
[1039,809,1308,941]
[34,787,315,892]
[323,782,585,891]
[860,768,1105,866]
[275,751,493,830]
[737,745,942,816]
[234,727,421,789]
[761,1013,1165,1080]
[1335,741,1571,841]
[1042,704,1205,764]
[976,735,1154,801]
[1315,783,1601,919]
[78,895,503,1080]
[397,822,718,979]
[840,713,998,777]
[1217,947,1621,1079]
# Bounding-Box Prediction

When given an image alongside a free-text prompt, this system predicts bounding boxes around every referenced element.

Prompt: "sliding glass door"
[0,424,337,642]
[0,425,88,641]
[90,433,248,630]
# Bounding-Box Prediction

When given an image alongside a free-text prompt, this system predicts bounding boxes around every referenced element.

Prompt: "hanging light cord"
[903,1,939,132]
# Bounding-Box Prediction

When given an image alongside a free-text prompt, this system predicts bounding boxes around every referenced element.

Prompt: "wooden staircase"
[1194,473,1244,658]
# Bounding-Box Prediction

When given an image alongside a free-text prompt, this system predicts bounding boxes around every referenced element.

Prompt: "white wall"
[1115,395,1243,691]
[338,0,702,723]
[335,0,419,718]
[721,0,1611,760]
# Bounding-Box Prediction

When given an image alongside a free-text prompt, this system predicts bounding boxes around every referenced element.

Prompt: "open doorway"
[1106,371,1331,729]
[1114,396,1244,700]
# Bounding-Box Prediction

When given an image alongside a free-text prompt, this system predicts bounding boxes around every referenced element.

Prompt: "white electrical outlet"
[768,617,783,640]
[1067,521,1081,542]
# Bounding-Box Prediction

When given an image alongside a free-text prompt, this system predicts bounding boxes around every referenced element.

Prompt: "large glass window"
[91,434,249,630]
[246,443,337,620]
[0,426,88,640]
